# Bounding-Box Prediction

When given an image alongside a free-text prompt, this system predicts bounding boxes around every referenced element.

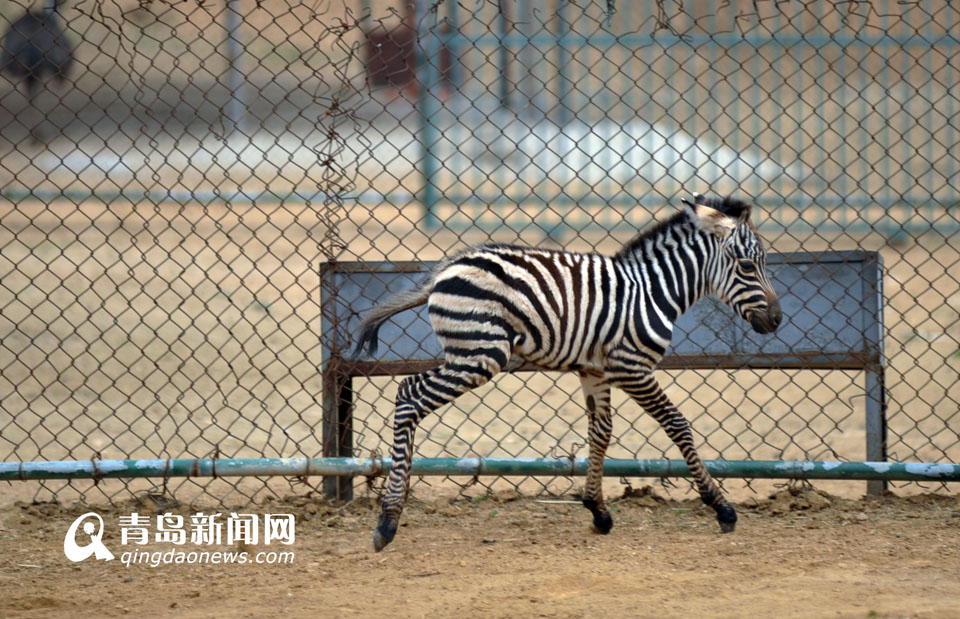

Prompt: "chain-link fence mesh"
[1,0,958,506]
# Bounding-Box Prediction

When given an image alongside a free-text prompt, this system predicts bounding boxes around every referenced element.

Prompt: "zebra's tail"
[353,263,447,357]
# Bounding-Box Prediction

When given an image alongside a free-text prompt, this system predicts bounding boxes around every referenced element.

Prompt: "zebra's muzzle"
[749,297,782,334]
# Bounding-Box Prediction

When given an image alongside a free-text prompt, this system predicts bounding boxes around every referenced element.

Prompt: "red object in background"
[364,22,455,94]
[364,25,415,88]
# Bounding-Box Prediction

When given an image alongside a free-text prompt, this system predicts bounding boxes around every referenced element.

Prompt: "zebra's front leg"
[580,372,614,534]
[613,371,737,533]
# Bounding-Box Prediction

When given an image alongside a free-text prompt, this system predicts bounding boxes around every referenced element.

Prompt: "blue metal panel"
[332,267,441,364]
[325,251,883,370]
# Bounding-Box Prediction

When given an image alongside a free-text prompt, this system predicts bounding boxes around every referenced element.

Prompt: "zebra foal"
[356,194,783,551]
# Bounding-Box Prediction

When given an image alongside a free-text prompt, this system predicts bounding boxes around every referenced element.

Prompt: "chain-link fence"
[1,0,958,507]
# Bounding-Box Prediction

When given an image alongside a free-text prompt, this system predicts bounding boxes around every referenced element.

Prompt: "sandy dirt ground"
[1,485,958,619]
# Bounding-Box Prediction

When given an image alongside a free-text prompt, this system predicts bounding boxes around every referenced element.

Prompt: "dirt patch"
[1,486,959,618]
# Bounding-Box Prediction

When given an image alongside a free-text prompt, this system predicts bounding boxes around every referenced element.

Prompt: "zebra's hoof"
[372,529,391,552]
[582,497,613,534]
[373,513,398,552]
[592,512,613,535]
[716,504,737,533]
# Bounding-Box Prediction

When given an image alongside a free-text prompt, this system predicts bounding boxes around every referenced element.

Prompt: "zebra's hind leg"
[612,371,737,533]
[374,360,501,552]
[579,372,614,534]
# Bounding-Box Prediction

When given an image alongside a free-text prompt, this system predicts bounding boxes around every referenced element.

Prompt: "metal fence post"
[223,0,246,136]
[322,369,354,502]
[416,0,442,229]
[320,262,354,501]
[865,367,888,496]
[864,253,887,496]
[555,0,570,127]
[496,1,510,109]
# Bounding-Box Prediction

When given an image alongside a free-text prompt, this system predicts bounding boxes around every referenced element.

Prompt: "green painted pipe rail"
[1,458,959,482]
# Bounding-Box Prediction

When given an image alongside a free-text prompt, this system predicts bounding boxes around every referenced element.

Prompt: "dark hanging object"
[1,0,74,97]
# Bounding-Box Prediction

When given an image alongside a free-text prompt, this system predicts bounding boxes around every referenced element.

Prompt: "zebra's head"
[682,193,783,334]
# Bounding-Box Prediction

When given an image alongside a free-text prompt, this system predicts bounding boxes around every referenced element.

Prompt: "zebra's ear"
[681,195,736,239]
[718,197,752,223]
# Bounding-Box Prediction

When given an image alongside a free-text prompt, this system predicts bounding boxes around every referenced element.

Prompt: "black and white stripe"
[360,194,782,551]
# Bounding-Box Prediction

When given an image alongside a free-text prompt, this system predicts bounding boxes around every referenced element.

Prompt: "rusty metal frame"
[319,250,886,501]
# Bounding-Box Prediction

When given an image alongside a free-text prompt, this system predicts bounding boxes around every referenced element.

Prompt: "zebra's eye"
[738,259,757,273]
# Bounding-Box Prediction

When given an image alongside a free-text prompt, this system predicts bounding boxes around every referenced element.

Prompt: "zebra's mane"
[613,210,688,260]
[614,196,749,260]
